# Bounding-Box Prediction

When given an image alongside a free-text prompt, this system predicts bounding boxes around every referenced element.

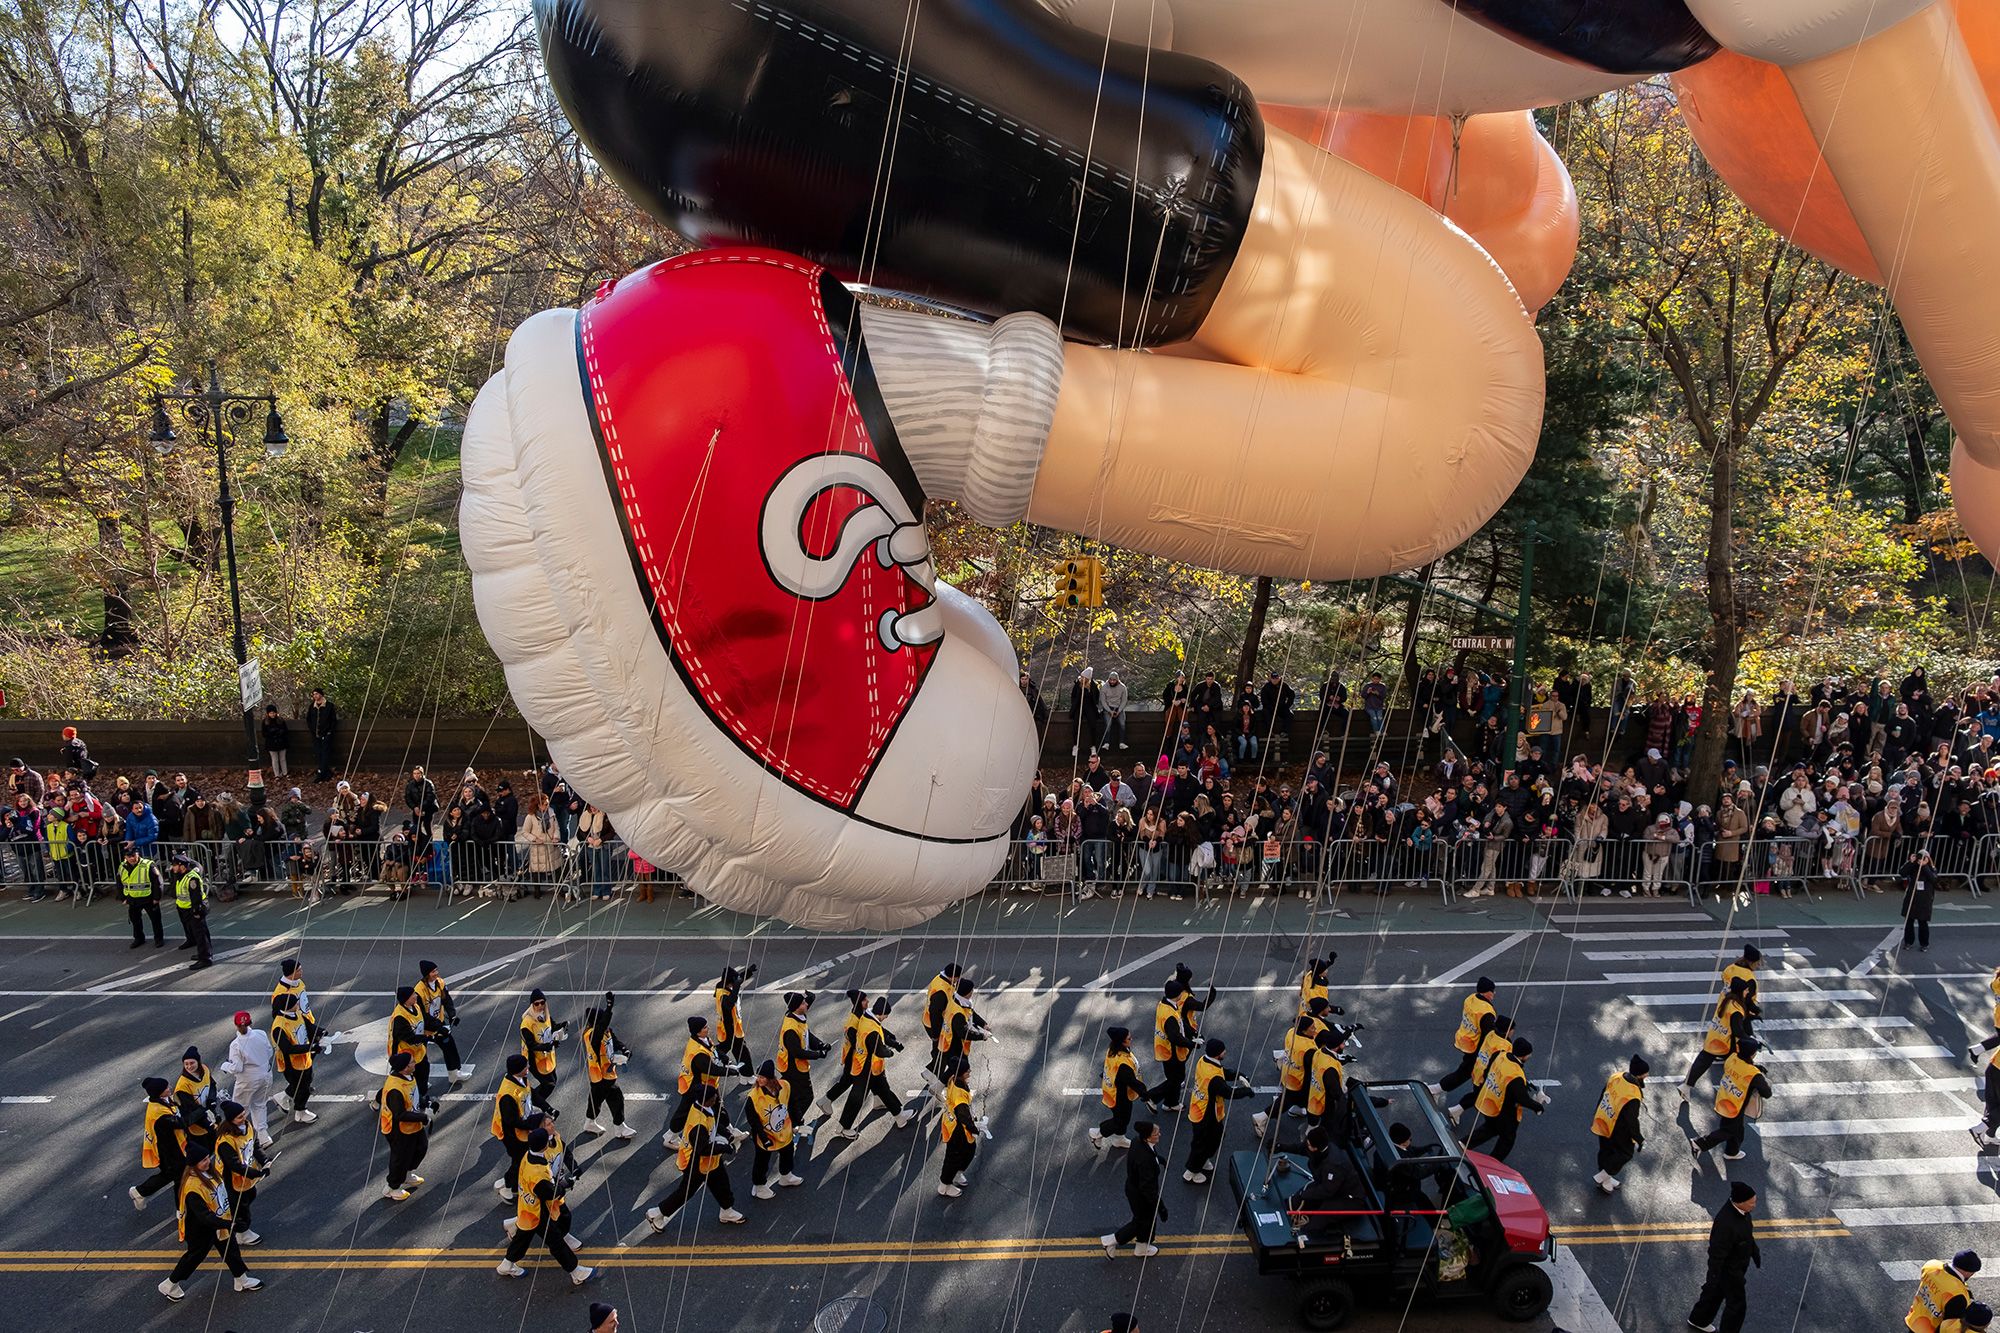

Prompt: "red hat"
[232,1011,251,1026]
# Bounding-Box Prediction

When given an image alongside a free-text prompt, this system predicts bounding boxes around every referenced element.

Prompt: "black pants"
[413,1058,433,1107]
[127,898,163,944]
[529,1070,556,1112]
[501,1140,527,1192]
[1688,1265,1749,1333]
[752,1140,796,1185]
[670,1088,705,1134]
[821,1068,860,1111]
[586,1079,625,1125]
[1149,1057,1188,1109]
[430,1029,464,1072]
[1466,1113,1520,1161]
[176,908,211,962]
[1265,1084,1308,1125]
[1694,1113,1748,1157]
[720,1035,752,1070]
[280,1065,314,1113]
[505,1212,579,1272]
[1098,1098,1135,1139]
[655,1165,734,1220]
[234,1186,256,1233]
[840,1073,903,1128]
[169,1229,248,1283]
[785,1070,814,1127]
[940,1138,977,1186]
[1186,1117,1223,1173]
[1596,1138,1636,1178]
[1684,1049,1724,1089]
[1437,1049,1479,1093]
[135,1164,181,1198]
[1904,914,1932,948]
[1984,1065,2000,1134]
[1114,1191,1161,1245]
[386,1130,428,1187]
[312,736,336,778]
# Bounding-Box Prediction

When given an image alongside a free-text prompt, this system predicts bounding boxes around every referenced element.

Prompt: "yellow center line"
[1555,1215,1840,1235]
[0,1233,1245,1261]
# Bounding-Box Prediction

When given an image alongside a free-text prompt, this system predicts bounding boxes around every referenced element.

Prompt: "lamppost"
[149,362,289,767]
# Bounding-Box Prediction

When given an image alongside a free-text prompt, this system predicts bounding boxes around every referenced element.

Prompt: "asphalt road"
[3,882,1996,1333]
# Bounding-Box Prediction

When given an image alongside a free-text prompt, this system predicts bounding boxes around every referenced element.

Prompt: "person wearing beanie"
[497,1126,593,1285]
[1296,955,1336,1018]
[1182,1037,1252,1184]
[378,1050,432,1200]
[519,988,568,1111]
[1145,979,1196,1113]
[1304,1026,1355,1141]
[1721,947,1765,1017]
[935,1057,986,1198]
[1451,1014,1517,1127]
[157,1143,261,1301]
[1690,1037,1772,1165]
[1909,1251,1983,1333]
[1429,977,1497,1099]
[930,978,991,1101]
[836,995,913,1138]
[1101,1120,1164,1258]
[222,1008,277,1148]
[776,991,833,1130]
[665,1015,724,1150]
[746,1060,805,1200]
[130,1076,186,1211]
[921,964,967,1092]
[388,985,433,1108]
[269,991,323,1124]
[1946,1300,1994,1333]
[175,1046,219,1161]
[581,995,634,1139]
[813,990,872,1123]
[713,964,757,1071]
[213,1100,269,1246]
[1970,968,2000,1149]
[119,840,166,950]
[167,850,213,968]
[1252,1014,1320,1139]
[647,1083,745,1228]
[1589,1055,1648,1194]
[1466,1036,1546,1163]
[1102,1316,1138,1333]
[271,959,315,1028]
[491,1053,535,1201]
[1681,977,1756,1103]
[413,960,473,1085]
[1686,1181,1759,1333]
[1092,1027,1145,1150]
[588,1302,618,1333]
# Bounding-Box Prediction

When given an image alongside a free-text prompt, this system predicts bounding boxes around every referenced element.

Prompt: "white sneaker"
[159,1280,186,1301]
[1251,1112,1270,1135]
[238,1230,262,1246]
[937,1183,962,1197]
[834,1127,860,1141]
[1105,1135,1131,1149]
[894,1108,915,1128]
[1089,1128,1105,1149]
[496,1260,525,1278]
[255,1134,274,1150]
[495,1182,516,1202]
[1721,1150,1746,1162]
[1101,1233,1120,1257]
[645,1207,667,1233]
[1446,1104,1462,1126]
[1972,1045,1987,1067]
[662,1132,683,1151]
[384,1187,410,1201]
[233,1274,262,1292]
[1182,1170,1207,1184]
[570,1265,595,1286]
[1677,1084,1690,1103]
[811,1097,835,1120]
[752,1184,776,1200]
[274,1095,292,1113]
[583,1119,605,1134]
[292,1109,318,1124]
[450,1065,474,1083]
[129,1186,146,1211]
[1133,1243,1159,1257]
[615,1123,637,1140]
[955,1172,969,1186]
[717,1208,746,1224]
[778,1174,805,1187]
[405,1173,425,1187]
[503,1219,519,1238]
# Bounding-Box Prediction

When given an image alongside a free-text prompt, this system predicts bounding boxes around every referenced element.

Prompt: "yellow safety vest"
[1454,994,1495,1054]
[522,1007,556,1077]
[714,984,743,1040]
[1307,1053,1344,1117]
[1298,970,1327,1016]
[750,1084,793,1149]
[120,858,153,899]
[839,1009,865,1069]
[777,1013,811,1074]
[941,1084,976,1144]
[46,818,69,860]
[924,975,954,1038]
[1721,961,1758,996]
[1908,1259,1972,1333]
[273,975,314,1025]
[176,1169,229,1242]
[1591,1073,1643,1139]
[1471,1030,1512,1087]
[1187,1055,1226,1124]
[1715,1054,1760,1119]
[491,1076,530,1142]
[142,1101,175,1168]
[1475,1053,1526,1121]
[172,868,203,910]
[174,1069,214,1135]
[1154,999,1186,1061]
[678,1035,717,1094]
[934,995,969,1055]
[849,1014,887,1078]
[518,1153,561,1229]
[677,1104,722,1172]
[586,1027,617,1082]
[216,1125,258,1194]
[387,1000,428,1064]
[414,976,452,1024]
[271,1012,314,1071]
[1281,1029,1315,1093]
[1704,998,1745,1056]
[379,1073,421,1135]
[1102,1049,1139,1108]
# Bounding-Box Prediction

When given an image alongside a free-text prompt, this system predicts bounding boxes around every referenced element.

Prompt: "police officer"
[747,1061,804,1199]
[379,1050,432,1200]
[1691,1037,1771,1164]
[388,985,433,1107]
[213,1100,269,1246]
[1449,1013,1515,1126]
[1092,1026,1145,1149]
[836,995,912,1137]
[936,1058,986,1198]
[776,991,833,1128]
[168,851,212,968]
[413,960,474,1084]
[1590,1055,1648,1194]
[714,964,756,1070]
[491,1053,535,1202]
[497,1126,595,1285]
[1146,978,1197,1112]
[1685,1181,1759,1333]
[519,989,568,1111]
[645,1084,746,1228]
[581,995,635,1139]
[130,1076,185,1210]
[157,1144,261,1301]
[1430,976,1497,1099]
[1100,1120,1164,1258]
[1681,977,1755,1101]
[1909,1251,1982,1333]
[1182,1038,1253,1184]
[269,991,322,1126]
[1466,1037,1546,1162]
[120,842,165,950]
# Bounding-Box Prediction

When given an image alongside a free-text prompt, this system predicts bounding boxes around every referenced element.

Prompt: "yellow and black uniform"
[1907,1258,1975,1333]
[1693,1047,1771,1161]
[379,1062,430,1192]
[1096,1032,1144,1142]
[270,1004,319,1116]
[1184,1049,1248,1178]
[272,968,316,1027]
[1974,980,2000,1145]
[170,862,212,966]
[582,1005,627,1131]
[776,1001,830,1125]
[388,990,432,1102]
[938,1078,980,1190]
[1684,986,1754,1093]
[1306,1040,1347,1127]
[1297,959,1330,1017]
[714,966,753,1068]
[491,1067,534,1195]
[922,969,961,1073]
[650,1094,737,1223]
[413,966,466,1075]
[838,1005,907,1131]
[132,1081,185,1202]
[1455,1025,1514,1117]
[1149,984,1196,1109]
[748,1076,797,1187]
[670,1023,721,1136]
[819,994,871,1114]
[121,854,164,947]
[215,1119,267,1236]
[519,998,564,1110]
[504,1140,582,1274]
[1590,1067,1647,1183]
[174,1059,218,1159]
[1466,1042,1543,1163]
[932,986,980,1071]
[1720,959,1762,1014]
[166,1159,250,1286]
[1438,988,1497,1093]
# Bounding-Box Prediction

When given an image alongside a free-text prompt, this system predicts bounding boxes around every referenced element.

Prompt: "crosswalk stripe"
[1599,969,1844,983]
[1759,1045,1956,1064]
[1809,1157,1998,1179]
[1881,1261,1928,1282]
[1775,1078,1975,1096]
[1836,1204,2000,1227]
[1584,948,1814,962]
[1626,989,1876,1006]
[1561,929,1793,942]
[1547,913,1715,924]
[1654,1016,1913,1035]
[1754,1115,1970,1138]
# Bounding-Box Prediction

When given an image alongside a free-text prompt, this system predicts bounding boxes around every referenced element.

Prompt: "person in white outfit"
[221,1010,277,1147]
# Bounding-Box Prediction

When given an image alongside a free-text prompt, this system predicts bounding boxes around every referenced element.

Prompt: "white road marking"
[1431,931,1534,987]
[755,937,898,995]
[1584,948,1814,962]
[84,932,305,993]
[1626,989,1876,1006]
[1561,929,1793,942]
[0,1096,53,1104]
[1055,1080,1563,1098]
[1599,968,1845,983]
[280,1090,679,1105]
[1881,1260,1929,1282]
[1759,1045,1956,1064]
[1836,1204,2000,1227]
[1938,904,1994,912]
[1653,1017,1913,1035]
[1548,912,1714,924]
[1775,1077,1975,1096]
[1808,1156,1998,1179]
[1754,1115,1972,1138]
[1546,1241,1626,1333]
[1082,935,1203,992]
[1848,926,1907,978]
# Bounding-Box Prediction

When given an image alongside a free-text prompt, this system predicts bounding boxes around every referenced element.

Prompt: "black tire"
[1296,1277,1357,1331]
[1491,1263,1554,1322]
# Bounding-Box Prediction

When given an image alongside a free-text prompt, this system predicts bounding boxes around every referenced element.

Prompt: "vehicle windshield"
[1351,1079,1483,1212]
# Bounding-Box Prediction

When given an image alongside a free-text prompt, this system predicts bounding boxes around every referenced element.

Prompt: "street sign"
[239,658,264,712]
[1450,635,1514,652]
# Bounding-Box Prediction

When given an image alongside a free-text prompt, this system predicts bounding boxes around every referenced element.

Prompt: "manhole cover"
[812,1296,888,1333]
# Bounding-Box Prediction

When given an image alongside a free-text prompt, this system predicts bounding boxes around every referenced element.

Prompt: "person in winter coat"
[1071,668,1104,757]
[1100,1120,1165,1258]
[304,689,338,781]
[58,725,96,779]
[1638,814,1682,898]
[1100,670,1130,751]
[260,706,291,778]
[1902,849,1940,951]
[1686,1182,1762,1333]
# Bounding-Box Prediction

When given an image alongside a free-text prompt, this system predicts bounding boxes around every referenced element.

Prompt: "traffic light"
[1057,557,1104,608]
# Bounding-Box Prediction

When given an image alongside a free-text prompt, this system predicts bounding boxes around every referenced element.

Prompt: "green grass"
[0,520,96,628]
